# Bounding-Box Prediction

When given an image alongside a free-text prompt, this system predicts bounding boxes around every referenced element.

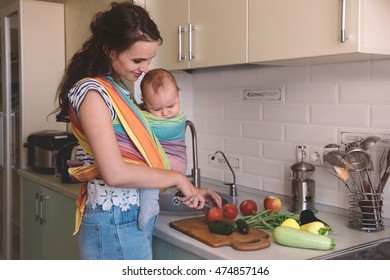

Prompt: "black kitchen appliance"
[26,130,77,174]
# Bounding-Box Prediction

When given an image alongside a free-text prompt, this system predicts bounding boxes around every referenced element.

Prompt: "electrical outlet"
[208,154,240,169]
[296,145,308,162]
[310,147,323,166]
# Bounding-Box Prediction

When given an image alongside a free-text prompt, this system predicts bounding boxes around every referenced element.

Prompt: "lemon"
[280,218,300,230]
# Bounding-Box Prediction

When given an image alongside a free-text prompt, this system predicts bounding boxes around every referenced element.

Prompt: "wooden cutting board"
[169,216,271,251]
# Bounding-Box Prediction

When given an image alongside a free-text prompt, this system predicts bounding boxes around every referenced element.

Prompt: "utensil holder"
[348,192,384,232]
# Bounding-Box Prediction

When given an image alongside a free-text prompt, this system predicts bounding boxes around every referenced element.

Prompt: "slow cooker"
[26,130,77,174]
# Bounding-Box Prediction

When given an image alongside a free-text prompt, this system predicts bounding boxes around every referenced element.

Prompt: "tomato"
[205,207,224,223]
[239,200,258,216]
[222,203,238,219]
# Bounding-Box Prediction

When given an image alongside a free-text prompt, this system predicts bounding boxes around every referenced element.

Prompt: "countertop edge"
[18,169,82,200]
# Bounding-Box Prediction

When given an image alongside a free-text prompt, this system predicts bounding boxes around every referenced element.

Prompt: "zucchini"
[236,219,249,234]
[208,221,237,235]
[273,226,336,250]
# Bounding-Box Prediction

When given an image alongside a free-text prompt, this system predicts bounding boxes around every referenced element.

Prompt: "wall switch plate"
[243,86,285,103]
[296,145,308,162]
[309,147,323,166]
[340,131,390,146]
[208,154,240,169]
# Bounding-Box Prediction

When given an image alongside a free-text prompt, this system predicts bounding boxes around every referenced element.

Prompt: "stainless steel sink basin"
[312,237,390,260]
[158,188,232,216]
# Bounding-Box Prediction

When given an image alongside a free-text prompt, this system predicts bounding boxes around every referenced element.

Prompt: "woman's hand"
[175,182,222,210]
[175,176,205,209]
[198,188,222,209]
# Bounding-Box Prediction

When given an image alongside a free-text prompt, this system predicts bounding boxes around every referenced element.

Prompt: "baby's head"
[140,68,180,118]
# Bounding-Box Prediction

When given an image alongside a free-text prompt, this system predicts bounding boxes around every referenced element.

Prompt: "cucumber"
[273,226,336,250]
[208,221,237,235]
[236,219,249,234]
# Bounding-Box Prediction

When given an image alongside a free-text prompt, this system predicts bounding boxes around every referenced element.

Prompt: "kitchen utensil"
[335,165,358,193]
[169,216,271,251]
[345,147,371,172]
[345,137,364,152]
[360,136,380,151]
[323,161,358,193]
[323,150,356,171]
[345,147,375,193]
[378,148,390,193]
[378,148,388,181]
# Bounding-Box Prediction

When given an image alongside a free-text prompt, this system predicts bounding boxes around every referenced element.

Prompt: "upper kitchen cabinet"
[248,0,390,65]
[145,0,247,70]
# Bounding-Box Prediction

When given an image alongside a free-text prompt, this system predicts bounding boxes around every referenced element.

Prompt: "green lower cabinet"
[22,178,79,259]
[152,237,204,260]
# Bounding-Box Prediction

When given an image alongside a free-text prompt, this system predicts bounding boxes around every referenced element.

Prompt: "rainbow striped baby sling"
[68,75,171,234]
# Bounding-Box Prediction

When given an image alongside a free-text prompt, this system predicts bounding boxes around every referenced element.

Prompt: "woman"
[53,1,221,260]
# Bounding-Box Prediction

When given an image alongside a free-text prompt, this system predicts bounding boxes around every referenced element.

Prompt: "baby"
[138,68,188,229]
[141,68,187,174]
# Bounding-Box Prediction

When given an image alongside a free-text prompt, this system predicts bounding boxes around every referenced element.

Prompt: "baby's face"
[143,82,180,118]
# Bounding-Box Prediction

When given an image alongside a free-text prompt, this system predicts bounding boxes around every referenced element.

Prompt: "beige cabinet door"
[146,0,246,70]
[146,0,189,70]
[189,0,247,69]
[248,0,390,64]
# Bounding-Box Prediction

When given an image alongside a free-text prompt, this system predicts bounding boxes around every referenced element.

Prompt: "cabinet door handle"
[39,194,49,224]
[11,112,16,168]
[188,23,195,60]
[0,112,3,167]
[35,193,40,221]
[178,25,185,61]
[341,0,349,42]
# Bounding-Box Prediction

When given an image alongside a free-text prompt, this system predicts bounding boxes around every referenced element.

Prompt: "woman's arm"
[79,90,206,208]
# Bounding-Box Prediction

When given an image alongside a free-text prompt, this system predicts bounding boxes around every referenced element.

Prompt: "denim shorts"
[78,203,157,260]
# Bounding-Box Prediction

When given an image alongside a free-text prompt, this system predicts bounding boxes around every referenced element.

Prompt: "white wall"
[173,59,390,220]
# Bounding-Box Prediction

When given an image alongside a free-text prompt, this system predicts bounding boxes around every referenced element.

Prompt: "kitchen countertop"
[18,169,390,260]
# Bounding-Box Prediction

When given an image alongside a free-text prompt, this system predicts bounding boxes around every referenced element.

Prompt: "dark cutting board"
[169,216,271,251]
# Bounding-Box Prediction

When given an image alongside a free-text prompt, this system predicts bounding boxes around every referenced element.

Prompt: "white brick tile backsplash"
[310,61,370,82]
[263,104,308,123]
[197,135,224,152]
[339,82,390,104]
[207,119,241,137]
[370,59,390,81]
[205,88,243,104]
[193,98,223,119]
[310,105,369,127]
[200,167,224,182]
[224,138,261,157]
[243,157,285,180]
[235,173,262,190]
[371,105,390,128]
[262,178,289,195]
[285,124,337,145]
[257,65,310,84]
[225,103,260,120]
[178,58,390,217]
[242,122,284,141]
[263,142,297,162]
[286,83,338,104]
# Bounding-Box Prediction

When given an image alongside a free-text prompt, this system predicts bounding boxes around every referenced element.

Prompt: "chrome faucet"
[186,120,201,187]
[211,151,238,197]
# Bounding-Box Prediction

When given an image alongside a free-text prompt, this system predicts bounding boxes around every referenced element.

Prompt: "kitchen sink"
[159,188,232,216]
[311,237,390,260]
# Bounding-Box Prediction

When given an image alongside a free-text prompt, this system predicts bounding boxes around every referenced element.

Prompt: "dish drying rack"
[323,136,389,232]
